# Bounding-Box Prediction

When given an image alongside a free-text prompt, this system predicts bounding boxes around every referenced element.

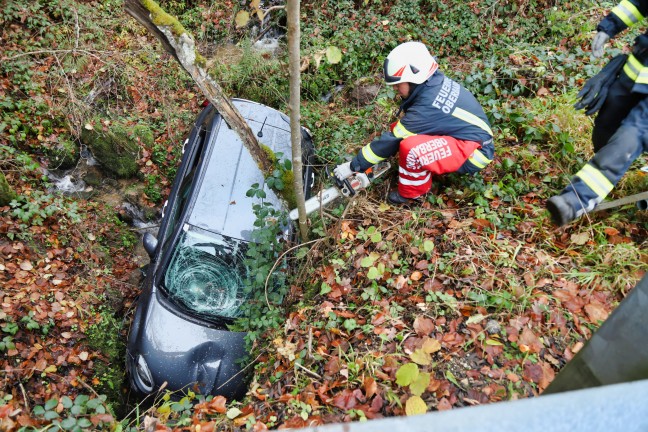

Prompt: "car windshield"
[162,224,249,320]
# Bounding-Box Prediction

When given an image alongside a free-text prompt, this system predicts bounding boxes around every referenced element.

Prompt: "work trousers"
[593,78,646,151]
[558,92,648,216]
[398,135,494,198]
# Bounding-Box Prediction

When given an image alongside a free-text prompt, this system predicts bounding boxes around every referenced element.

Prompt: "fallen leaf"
[396,363,419,386]
[410,348,431,366]
[421,337,441,354]
[331,389,357,410]
[584,302,609,323]
[570,232,590,245]
[466,314,487,325]
[364,377,377,399]
[437,397,453,411]
[226,407,243,419]
[204,396,227,414]
[410,372,431,396]
[413,316,434,337]
[326,46,343,64]
[519,328,543,354]
[234,11,250,28]
[405,396,427,415]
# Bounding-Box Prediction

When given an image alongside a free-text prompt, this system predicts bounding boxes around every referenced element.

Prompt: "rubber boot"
[387,191,421,206]
[546,195,576,227]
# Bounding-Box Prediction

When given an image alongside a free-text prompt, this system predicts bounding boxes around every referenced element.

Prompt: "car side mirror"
[142,232,158,258]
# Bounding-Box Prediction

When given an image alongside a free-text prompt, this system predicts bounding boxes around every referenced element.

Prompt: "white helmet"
[383,42,438,85]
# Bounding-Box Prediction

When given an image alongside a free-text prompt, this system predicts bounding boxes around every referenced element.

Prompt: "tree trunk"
[287,0,308,240]
[124,0,272,174]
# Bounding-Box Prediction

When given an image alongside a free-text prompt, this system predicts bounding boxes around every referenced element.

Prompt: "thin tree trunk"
[287,0,308,240]
[124,0,272,174]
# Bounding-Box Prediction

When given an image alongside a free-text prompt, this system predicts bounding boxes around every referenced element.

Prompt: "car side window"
[159,123,209,251]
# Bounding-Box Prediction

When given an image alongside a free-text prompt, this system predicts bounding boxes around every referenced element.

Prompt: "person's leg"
[456,138,494,175]
[391,136,433,204]
[547,97,648,226]
[592,79,643,151]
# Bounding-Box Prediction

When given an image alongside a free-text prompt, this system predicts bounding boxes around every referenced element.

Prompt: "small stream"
[44,149,159,268]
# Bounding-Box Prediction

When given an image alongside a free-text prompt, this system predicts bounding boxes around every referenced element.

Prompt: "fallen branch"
[124,0,272,174]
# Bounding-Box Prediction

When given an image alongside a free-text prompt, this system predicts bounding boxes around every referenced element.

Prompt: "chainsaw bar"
[592,191,648,212]
[289,161,391,220]
[289,186,341,220]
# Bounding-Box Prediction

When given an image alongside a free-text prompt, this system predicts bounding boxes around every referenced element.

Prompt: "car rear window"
[162,224,249,320]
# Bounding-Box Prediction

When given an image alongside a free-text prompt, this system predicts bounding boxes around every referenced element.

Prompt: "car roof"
[187,99,292,241]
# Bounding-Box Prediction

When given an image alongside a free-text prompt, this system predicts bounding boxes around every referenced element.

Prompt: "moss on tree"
[259,143,297,209]
[280,169,297,209]
[195,52,207,68]
[140,0,187,36]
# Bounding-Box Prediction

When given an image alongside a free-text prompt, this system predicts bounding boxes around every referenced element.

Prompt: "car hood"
[189,100,292,241]
[133,288,248,398]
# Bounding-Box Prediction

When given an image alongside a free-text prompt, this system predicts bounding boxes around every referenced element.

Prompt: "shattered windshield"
[162,224,249,320]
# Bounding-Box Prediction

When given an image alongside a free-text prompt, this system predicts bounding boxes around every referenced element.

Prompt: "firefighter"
[333,42,495,205]
[547,0,648,226]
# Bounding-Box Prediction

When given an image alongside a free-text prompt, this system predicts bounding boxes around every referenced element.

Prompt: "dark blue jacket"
[597,0,648,94]
[351,71,493,172]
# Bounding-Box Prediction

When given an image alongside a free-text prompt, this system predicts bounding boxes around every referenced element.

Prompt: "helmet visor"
[383,58,402,84]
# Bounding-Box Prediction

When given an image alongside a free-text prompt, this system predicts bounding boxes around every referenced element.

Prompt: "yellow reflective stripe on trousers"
[361,143,384,164]
[468,149,492,169]
[575,164,614,198]
[452,108,493,136]
[623,54,642,81]
[612,0,644,27]
[637,66,648,85]
[392,121,416,138]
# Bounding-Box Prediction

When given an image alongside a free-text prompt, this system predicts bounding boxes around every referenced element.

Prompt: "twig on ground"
[295,361,322,380]
[265,239,322,308]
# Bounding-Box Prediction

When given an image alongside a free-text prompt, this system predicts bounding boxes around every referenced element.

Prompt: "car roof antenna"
[257,116,267,138]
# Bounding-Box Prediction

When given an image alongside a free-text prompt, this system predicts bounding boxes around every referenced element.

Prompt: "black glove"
[574,54,627,116]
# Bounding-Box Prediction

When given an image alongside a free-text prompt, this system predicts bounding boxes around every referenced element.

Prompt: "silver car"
[126,99,315,399]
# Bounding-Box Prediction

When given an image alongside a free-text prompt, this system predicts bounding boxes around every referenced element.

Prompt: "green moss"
[281,169,297,209]
[82,120,154,178]
[86,303,126,409]
[0,171,17,206]
[260,144,278,165]
[141,0,187,36]
[43,135,79,170]
[195,52,207,69]
[259,144,298,209]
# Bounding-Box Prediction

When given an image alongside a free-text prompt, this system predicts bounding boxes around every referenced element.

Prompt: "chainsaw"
[592,190,648,213]
[289,161,391,220]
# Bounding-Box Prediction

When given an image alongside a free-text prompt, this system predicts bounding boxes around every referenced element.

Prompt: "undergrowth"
[1,0,647,430]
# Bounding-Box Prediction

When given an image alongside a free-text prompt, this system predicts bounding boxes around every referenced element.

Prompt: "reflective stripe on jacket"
[351,72,493,172]
[598,0,648,94]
